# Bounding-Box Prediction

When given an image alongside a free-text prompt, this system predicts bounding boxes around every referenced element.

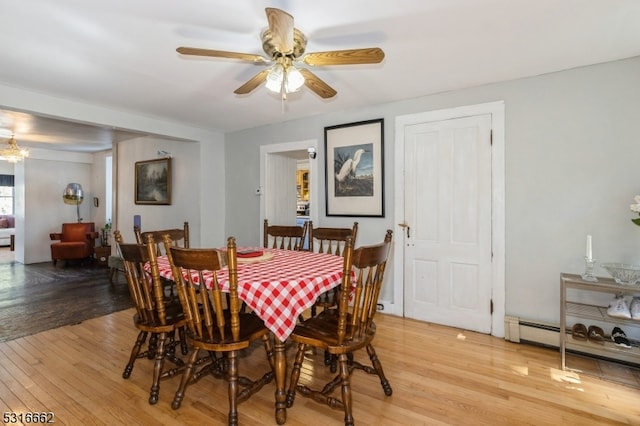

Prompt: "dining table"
[151,247,347,425]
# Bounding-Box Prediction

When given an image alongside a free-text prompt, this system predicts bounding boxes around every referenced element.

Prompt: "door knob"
[398,223,410,238]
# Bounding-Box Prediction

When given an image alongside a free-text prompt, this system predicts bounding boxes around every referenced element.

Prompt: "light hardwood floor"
[1,309,638,425]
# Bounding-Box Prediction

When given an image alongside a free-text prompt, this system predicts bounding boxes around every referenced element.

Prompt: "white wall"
[0,161,13,175]
[91,151,110,229]
[113,133,226,248]
[116,136,199,245]
[224,56,640,326]
[19,150,94,263]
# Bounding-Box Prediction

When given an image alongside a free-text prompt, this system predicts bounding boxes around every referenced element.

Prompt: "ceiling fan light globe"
[265,64,284,93]
[285,67,305,92]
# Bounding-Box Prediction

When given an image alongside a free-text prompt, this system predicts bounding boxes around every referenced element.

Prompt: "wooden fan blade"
[302,48,385,66]
[265,7,294,53]
[299,68,337,99]
[234,69,270,95]
[177,47,268,63]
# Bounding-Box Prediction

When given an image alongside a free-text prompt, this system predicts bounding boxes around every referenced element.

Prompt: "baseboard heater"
[505,315,640,367]
[504,316,560,348]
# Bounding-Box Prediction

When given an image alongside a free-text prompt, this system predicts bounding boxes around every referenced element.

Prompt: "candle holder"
[582,257,598,282]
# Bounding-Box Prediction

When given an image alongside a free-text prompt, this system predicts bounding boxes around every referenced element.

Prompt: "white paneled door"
[403,114,493,333]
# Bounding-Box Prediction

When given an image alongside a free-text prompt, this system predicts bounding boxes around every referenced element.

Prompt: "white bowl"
[601,262,640,285]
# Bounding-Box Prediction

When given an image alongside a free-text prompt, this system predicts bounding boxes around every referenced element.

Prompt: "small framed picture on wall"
[134,158,172,205]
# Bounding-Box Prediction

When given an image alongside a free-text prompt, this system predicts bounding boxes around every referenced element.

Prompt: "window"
[0,174,14,215]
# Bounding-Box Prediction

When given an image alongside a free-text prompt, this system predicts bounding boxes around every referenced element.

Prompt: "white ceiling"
[1,0,640,152]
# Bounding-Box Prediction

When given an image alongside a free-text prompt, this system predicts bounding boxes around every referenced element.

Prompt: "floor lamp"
[63,183,84,222]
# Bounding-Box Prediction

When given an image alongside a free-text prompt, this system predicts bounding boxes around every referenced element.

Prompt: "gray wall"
[225,56,640,325]
[2,55,639,328]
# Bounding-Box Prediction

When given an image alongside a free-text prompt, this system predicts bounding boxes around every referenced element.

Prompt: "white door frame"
[259,139,319,242]
[392,101,506,337]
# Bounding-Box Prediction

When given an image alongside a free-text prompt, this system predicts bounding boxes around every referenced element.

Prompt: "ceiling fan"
[176,7,385,100]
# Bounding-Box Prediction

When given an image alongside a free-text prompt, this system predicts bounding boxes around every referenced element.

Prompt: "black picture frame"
[134,158,172,205]
[324,118,384,217]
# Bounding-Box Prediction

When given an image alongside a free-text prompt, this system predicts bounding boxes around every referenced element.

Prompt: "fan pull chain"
[281,77,286,112]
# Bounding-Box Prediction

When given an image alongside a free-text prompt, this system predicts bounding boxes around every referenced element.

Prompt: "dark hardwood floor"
[0,248,132,342]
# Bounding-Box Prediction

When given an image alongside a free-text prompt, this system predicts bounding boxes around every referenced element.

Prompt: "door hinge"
[490,129,493,145]
[490,299,493,314]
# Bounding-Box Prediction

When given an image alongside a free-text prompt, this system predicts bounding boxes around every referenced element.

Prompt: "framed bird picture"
[324,118,384,217]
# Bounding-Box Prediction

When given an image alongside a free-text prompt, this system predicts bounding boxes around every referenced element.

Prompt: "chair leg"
[147,333,158,359]
[163,331,185,366]
[227,350,239,426]
[324,351,333,366]
[338,353,354,426]
[178,326,189,355]
[149,332,168,404]
[262,334,275,373]
[328,351,353,373]
[172,348,200,410]
[123,331,147,379]
[285,343,306,408]
[366,344,392,396]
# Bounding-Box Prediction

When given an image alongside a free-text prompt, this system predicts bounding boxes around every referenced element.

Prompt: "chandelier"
[0,134,29,163]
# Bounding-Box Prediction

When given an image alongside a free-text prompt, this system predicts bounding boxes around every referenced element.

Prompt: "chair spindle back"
[307,221,358,255]
[135,221,190,256]
[263,219,306,251]
[115,230,167,326]
[163,235,239,343]
[337,229,393,344]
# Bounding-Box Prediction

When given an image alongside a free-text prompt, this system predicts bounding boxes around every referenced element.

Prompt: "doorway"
[394,101,505,337]
[260,139,319,242]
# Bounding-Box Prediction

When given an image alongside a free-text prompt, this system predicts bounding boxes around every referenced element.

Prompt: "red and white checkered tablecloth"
[153,248,346,341]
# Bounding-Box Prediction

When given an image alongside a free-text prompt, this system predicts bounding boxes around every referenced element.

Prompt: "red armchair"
[50,222,99,265]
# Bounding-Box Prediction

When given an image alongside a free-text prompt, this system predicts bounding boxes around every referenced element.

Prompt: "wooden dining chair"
[263,219,306,250]
[135,221,190,255]
[114,230,187,405]
[164,235,275,426]
[308,221,358,256]
[307,221,359,317]
[306,221,359,367]
[286,230,394,426]
[135,221,189,300]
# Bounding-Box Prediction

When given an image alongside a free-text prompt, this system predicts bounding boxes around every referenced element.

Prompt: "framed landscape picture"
[134,158,172,205]
[324,118,384,217]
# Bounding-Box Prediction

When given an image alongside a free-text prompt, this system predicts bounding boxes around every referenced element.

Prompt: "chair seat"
[133,302,186,332]
[51,242,90,258]
[187,313,270,351]
[292,311,374,353]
